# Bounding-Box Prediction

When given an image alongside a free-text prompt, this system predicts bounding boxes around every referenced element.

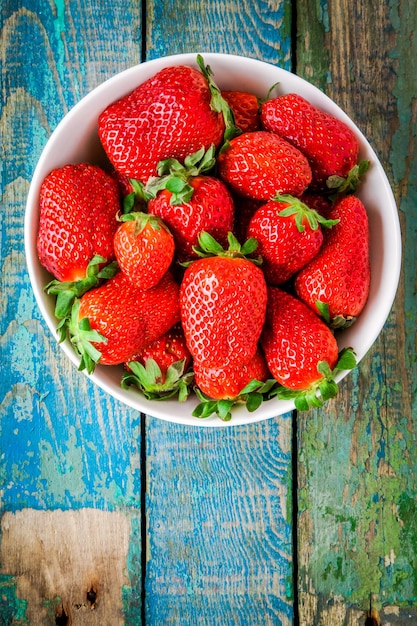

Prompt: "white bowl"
[24,52,402,427]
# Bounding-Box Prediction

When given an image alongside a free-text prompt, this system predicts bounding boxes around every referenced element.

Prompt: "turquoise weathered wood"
[1,1,416,625]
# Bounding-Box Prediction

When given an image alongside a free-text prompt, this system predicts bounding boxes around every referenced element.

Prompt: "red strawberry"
[194,349,270,400]
[37,163,120,282]
[148,175,234,261]
[247,194,338,285]
[261,93,360,190]
[217,130,312,201]
[98,63,225,184]
[232,194,264,244]
[261,287,356,409]
[180,232,267,369]
[113,213,175,289]
[144,145,234,261]
[294,195,370,328]
[299,191,333,220]
[68,271,180,371]
[131,324,192,375]
[221,90,260,133]
[122,324,193,401]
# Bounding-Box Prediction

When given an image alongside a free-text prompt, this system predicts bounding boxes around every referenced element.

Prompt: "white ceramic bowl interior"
[24,53,402,426]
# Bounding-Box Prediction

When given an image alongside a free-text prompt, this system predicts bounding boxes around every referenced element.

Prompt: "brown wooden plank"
[295,0,417,623]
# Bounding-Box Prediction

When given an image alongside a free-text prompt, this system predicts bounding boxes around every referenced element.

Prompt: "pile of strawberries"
[37,55,370,421]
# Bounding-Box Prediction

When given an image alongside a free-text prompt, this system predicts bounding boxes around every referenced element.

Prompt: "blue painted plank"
[145,419,294,625]
[143,1,295,623]
[1,1,144,621]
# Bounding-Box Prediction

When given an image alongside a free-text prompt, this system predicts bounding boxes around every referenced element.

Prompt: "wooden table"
[1,1,416,624]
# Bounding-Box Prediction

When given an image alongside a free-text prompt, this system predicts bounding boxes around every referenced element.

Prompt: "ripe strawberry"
[68,271,180,371]
[261,287,356,409]
[299,191,333,220]
[37,163,120,282]
[180,232,267,369]
[217,130,312,201]
[232,194,264,244]
[148,175,234,261]
[221,90,260,132]
[98,62,226,184]
[122,324,193,401]
[261,93,360,189]
[247,194,338,285]
[131,324,192,374]
[113,213,175,289]
[294,195,370,328]
[144,146,234,261]
[193,349,270,400]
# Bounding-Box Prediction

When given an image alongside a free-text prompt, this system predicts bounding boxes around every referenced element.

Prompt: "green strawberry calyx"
[196,54,241,144]
[270,347,357,411]
[326,159,370,198]
[184,230,262,266]
[123,178,149,214]
[45,255,118,339]
[315,300,357,329]
[273,193,339,232]
[67,299,107,375]
[118,211,172,236]
[122,358,194,402]
[144,145,216,206]
[192,378,278,422]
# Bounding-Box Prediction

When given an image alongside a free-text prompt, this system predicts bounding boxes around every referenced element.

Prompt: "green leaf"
[319,378,339,402]
[274,193,338,233]
[192,399,219,419]
[121,358,194,401]
[246,392,263,412]
[317,360,333,381]
[217,400,235,421]
[315,300,331,324]
[67,300,106,374]
[45,256,117,322]
[294,395,310,411]
[196,54,241,146]
[239,379,265,395]
[326,159,371,198]
[334,347,357,372]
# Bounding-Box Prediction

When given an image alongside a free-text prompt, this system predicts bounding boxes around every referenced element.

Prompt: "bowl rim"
[24,52,402,427]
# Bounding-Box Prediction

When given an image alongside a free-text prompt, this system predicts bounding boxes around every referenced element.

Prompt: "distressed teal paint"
[0,575,29,624]
[299,382,417,608]
[296,1,332,90]
[122,516,142,624]
[52,0,66,76]
[148,0,293,70]
[318,0,330,32]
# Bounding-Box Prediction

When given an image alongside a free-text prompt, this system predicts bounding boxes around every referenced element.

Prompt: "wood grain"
[2,0,416,623]
[296,0,417,623]
[144,418,293,625]
[1,1,144,622]
[143,2,295,623]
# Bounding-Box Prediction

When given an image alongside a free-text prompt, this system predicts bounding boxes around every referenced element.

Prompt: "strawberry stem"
[144,145,216,205]
[326,159,370,199]
[119,211,172,236]
[273,193,339,232]
[186,230,262,265]
[196,54,241,144]
[192,378,278,421]
[67,299,107,374]
[122,358,194,401]
[270,347,357,411]
[45,255,118,334]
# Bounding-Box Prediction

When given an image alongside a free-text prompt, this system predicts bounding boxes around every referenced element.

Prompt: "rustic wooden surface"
[1,1,415,625]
